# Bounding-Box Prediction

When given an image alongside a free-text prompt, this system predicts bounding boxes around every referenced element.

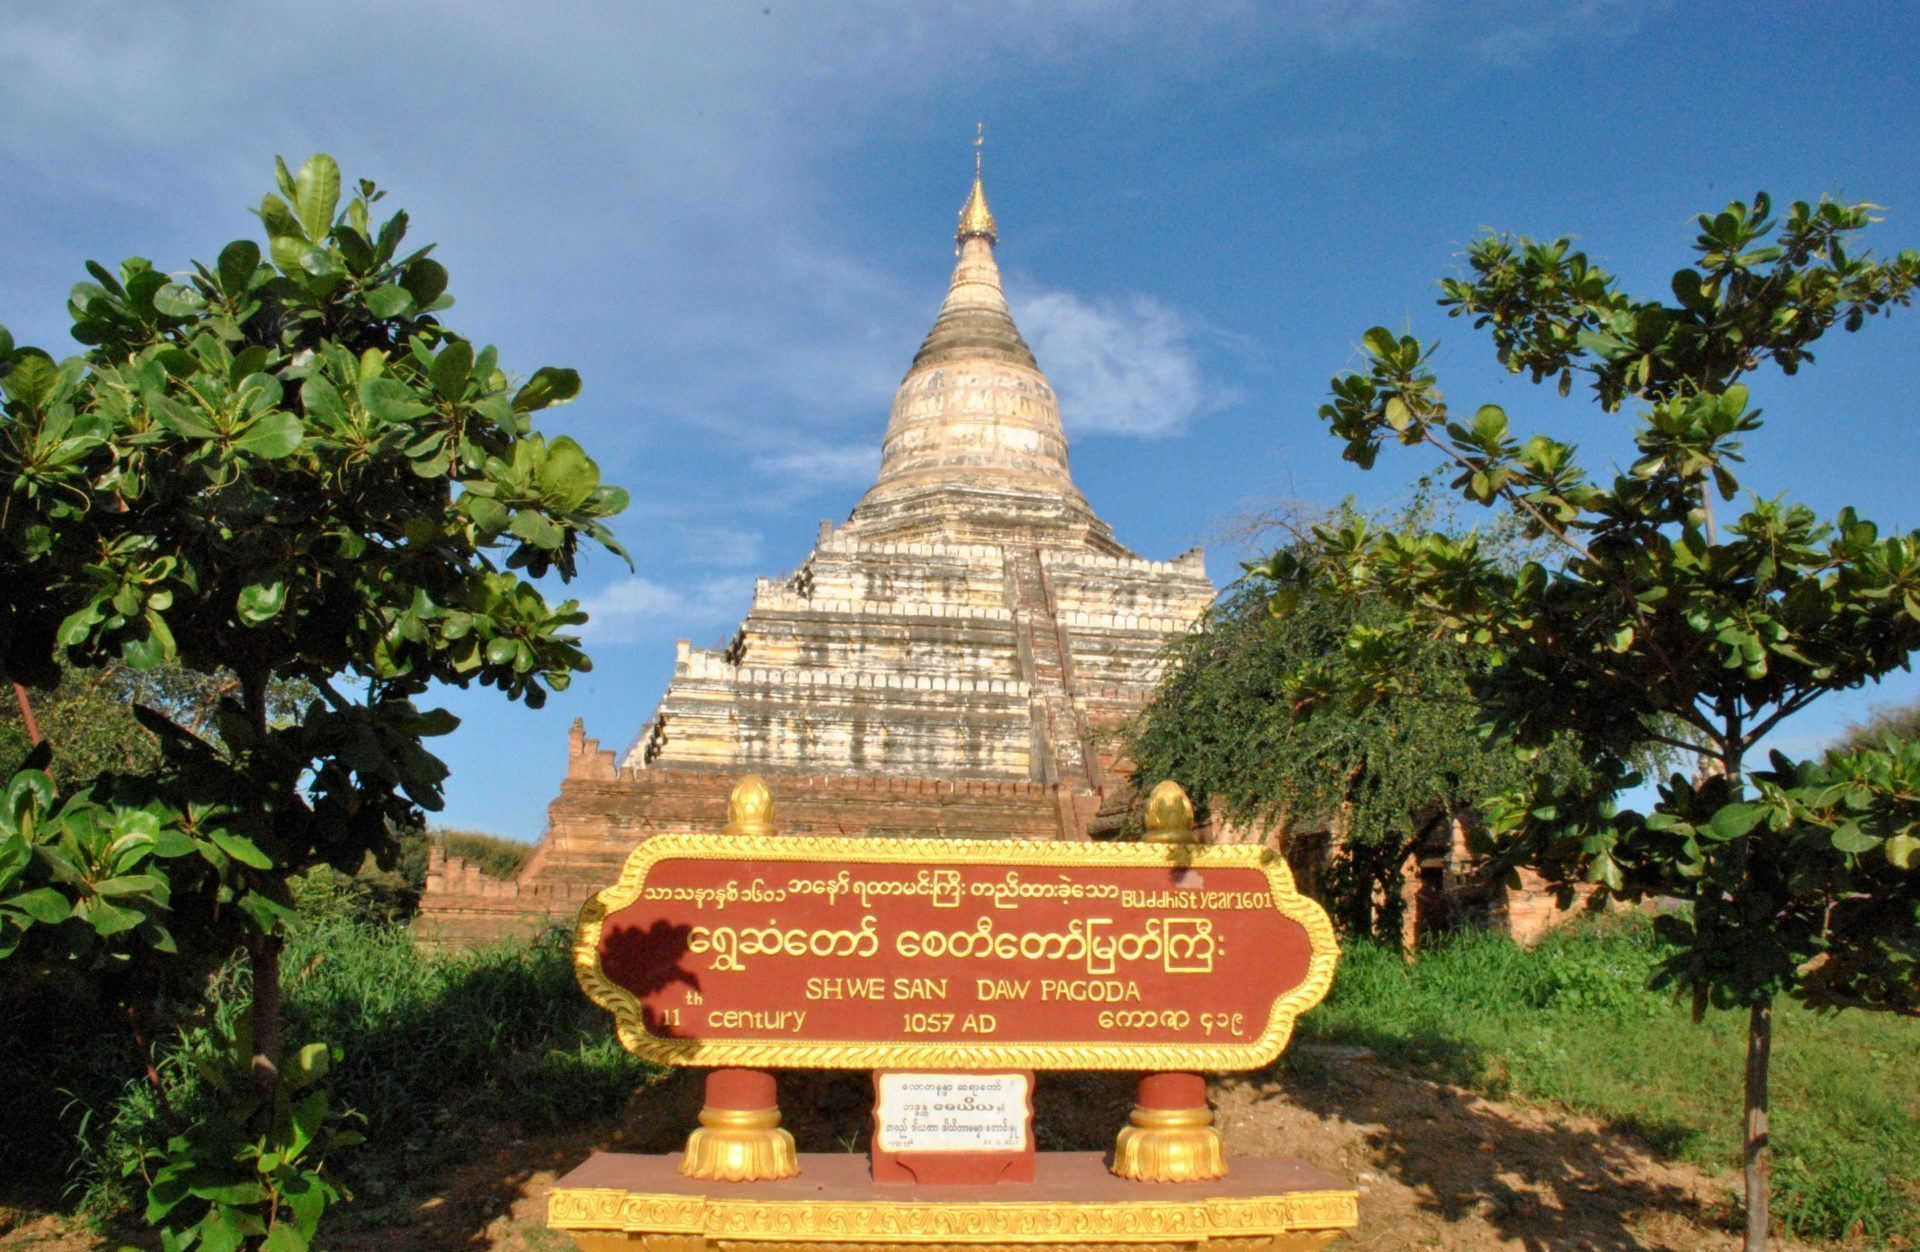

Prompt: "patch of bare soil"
[1,1053,1830,1251]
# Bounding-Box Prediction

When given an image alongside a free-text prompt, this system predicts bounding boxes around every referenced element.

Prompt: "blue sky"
[7,2,1920,838]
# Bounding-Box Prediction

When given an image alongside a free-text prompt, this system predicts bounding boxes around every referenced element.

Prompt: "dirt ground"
[0,1045,1830,1252]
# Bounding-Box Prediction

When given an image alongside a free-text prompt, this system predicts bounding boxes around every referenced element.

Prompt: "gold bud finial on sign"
[1142,780,1197,844]
[725,774,775,836]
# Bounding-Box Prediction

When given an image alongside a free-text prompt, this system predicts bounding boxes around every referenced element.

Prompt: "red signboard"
[574,835,1338,1072]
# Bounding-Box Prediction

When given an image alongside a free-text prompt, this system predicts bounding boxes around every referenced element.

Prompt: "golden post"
[1111,781,1229,1182]
[679,776,801,1181]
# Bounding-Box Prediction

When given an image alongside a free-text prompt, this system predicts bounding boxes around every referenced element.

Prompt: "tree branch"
[1415,428,1595,561]
[1742,688,1824,751]
[1639,730,1717,758]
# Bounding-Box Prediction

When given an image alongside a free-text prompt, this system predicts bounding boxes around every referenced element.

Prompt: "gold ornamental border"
[572,834,1338,1072]
[545,1186,1360,1239]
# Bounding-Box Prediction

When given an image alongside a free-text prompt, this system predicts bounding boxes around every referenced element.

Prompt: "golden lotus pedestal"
[548,1152,1358,1252]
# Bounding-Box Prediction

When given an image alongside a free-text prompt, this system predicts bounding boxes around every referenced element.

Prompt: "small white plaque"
[874,1073,1031,1153]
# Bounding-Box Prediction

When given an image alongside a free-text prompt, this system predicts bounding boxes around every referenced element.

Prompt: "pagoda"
[419,157,1215,945]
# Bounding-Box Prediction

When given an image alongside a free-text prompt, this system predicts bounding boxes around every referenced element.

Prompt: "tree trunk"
[239,665,281,1104]
[247,927,284,1100]
[1743,996,1773,1251]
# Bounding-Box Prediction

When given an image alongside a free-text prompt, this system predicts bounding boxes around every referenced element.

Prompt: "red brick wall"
[415,768,1074,947]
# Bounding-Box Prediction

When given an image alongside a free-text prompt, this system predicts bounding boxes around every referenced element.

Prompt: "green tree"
[0,153,626,1247]
[1129,503,1602,941]
[1259,193,1920,1248]
[3,662,314,789]
[1833,697,1920,755]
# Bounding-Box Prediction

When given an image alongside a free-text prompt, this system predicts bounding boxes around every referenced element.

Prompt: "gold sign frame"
[573,834,1338,1072]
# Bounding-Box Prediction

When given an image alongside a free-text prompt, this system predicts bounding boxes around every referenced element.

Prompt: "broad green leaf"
[187,1175,267,1205]
[364,284,413,319]
[512,366,581,413]
[258,193,303,242]
[262,1225,310,1252]
[301,376,347,427]
[269,233,310,276]
[539,436,597,509]
[401,257,448,307]
[6,887,73,924]
[292,153,341,242]
[0,837,29,888]
[231,410,303,459]
[509,508,564,549]
[1472,404,1508,442]
[78,895,142,936]
[2,355,58,411]
[237,581,289,624]
[91,874,165,898]
[282,1172,330,1237]
[289,1089,326,1154]
[1361,327,1396,359]
[1830,822,1879,854]
[432,340,473,402]
[457,493,506,534]
[293,1041,331,1087]
[217,239,261,296]
[153,283,207,318]
[123,634,167,670]
[54,602,104,647]
[358,377,433,424]
[1884,833,1918,869]
[148,391,218,439]
[207,827,274,870]
[144,610,177,664]
[1703,801,1766,841]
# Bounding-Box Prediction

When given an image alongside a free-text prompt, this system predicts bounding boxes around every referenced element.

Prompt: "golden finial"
[1142,780,1197,844]
[725,774,775,836]
[956,123,998,245]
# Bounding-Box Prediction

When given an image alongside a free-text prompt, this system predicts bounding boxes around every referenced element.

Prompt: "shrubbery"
[2,870,654,1225]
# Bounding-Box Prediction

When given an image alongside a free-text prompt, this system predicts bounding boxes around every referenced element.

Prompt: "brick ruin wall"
[414,753,1076,948]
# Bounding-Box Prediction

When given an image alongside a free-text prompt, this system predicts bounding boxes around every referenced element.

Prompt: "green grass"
[282,913,655,1150]
[10,890,1911,1247]
[1300,917,1920,1243]
[13,884,657,1221]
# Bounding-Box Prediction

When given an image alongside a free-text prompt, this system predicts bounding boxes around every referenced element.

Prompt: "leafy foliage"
[1128,508,1601,939]
[45,901,655,1224]
[1268,191,1920,1245]
[131,1024,359,1252]
[0,152,625,1247]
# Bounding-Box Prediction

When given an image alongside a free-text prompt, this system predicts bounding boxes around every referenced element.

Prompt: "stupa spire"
[846,134,1113,548]
[957,123,998,244]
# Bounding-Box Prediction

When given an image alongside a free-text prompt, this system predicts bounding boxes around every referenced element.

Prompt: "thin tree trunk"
[247,930,283,1100]
[13,681,42,745]
[239,665,281,1103]
[127,1003,175,1120]
[1743,996,1773,1251]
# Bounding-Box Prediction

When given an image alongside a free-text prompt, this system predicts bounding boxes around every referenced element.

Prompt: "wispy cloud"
[1021,290,1234,438]
[578,576,755,643]
[750,443,882,490]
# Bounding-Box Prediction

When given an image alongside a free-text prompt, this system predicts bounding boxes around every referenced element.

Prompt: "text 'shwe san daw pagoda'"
[419,160,1215,945]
